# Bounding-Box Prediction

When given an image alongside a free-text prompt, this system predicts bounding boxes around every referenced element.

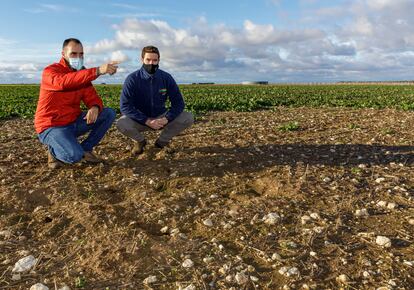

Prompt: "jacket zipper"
[150,77,153,117]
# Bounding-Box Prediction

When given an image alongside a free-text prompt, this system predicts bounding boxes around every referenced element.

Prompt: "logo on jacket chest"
[159,88,167,95]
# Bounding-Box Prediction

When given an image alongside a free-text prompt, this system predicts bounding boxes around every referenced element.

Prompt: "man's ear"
[61,50,65,59]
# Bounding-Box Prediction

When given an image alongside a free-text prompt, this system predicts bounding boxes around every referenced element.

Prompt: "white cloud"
[19,63,38,72]
[110,50,129,63]
[3,0,414,83]
[25,3,79,14]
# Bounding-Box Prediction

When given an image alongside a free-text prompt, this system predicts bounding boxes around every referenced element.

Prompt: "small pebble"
[143,275,157,284]
[387,203,397,210]
[182,284,196,290]
[0,230,12,238]
[376,236,391,248]
[30,284,49,290]
[272,253,281,261]
[336,274,349,284]
[13,255,37,273]
[355,209,369,217]
[263,213,280,225]
[323,177,331,183]
[235,272,249,285]
[310,213,320,220]
[301,215,311,225]
[182,259,194,268]
[203,219,213,227]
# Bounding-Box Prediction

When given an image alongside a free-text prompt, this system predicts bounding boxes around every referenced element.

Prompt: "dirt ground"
[0,107,413,290]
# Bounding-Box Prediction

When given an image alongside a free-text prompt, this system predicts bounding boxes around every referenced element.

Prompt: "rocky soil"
[0,107,413,289]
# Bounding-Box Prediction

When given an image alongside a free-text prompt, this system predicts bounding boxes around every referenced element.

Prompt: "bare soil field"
[0,107,413,289]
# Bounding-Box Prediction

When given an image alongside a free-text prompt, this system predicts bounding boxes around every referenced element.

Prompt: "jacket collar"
[139,65,159,80]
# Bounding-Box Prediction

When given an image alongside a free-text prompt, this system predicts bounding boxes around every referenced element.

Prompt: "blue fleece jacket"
[120,66,185,125]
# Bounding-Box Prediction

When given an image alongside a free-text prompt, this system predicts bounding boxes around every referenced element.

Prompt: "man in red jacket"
[35,38,118,169]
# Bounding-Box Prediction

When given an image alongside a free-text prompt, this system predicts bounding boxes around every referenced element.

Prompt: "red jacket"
[34,58,103,134]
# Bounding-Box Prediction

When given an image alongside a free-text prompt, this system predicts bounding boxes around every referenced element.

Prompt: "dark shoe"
[132,139,147,155]
[47,151,63,169]
[83,151,104,163]
[154,139,169,149]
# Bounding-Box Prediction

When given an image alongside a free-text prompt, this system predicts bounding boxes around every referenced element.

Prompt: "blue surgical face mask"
[68,57,84,70]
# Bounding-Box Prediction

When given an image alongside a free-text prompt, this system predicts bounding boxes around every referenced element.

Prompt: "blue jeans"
[38,108,116,164]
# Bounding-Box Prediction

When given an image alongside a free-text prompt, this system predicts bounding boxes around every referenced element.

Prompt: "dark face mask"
[143,64,159,74]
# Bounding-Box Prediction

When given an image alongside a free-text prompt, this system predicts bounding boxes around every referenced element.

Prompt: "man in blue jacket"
[117,46,194,155]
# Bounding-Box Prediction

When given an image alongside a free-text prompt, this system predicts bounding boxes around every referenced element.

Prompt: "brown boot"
[131,140,147,155]
[47,151,63,169]
[83,151,104,163]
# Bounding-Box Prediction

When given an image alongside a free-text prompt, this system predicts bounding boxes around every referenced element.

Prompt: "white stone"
[11,273,21,281]
[310,213,320,220]
[203,257,214,263]
[182,284,196,290]
[313,226,325,234]
[375,177,385,183]
[12,255,37,273]
[250,275,259,282]
[0,230,12,238]
[143,275,157,284]
[403,260,413,266]
[362,271,370,278]
[301,215,311,225]
[287,267,300,276]
[376,236,392,248]
[235,272,249,285]
[58,286,70,290]
[263,213,280,225]
[377,201,388,207]
[323,177,331,183]
[309,251,317,257]
[30,283,49,290]
[271,253,282,261]
[225,275,233,283]
[203,219,213,227]
[279,266,300,277]
[336,274,349,284]
[160,226,169,234]
[408,219,414,225]
[182,259,194,268]
[355,209,369,217]
[170,228,180,235]
[387,203,397,210]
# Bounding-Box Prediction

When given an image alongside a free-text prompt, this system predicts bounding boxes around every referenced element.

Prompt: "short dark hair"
[62,38,82,49]
[141,46,160,58]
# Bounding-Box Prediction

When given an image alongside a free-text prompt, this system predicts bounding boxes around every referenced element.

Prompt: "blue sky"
[1,0,414,83]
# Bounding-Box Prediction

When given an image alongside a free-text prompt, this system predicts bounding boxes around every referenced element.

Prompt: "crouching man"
[35,38,119,169]
[116,45,194,155]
